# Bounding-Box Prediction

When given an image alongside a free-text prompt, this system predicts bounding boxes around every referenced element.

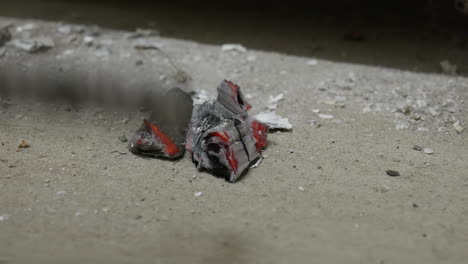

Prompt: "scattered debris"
[308,120,321,128]
[187,80,269,182]
[129,88,193,159]
[318,114,334,119]
[254,111,292,131]
[194,191,203,197]
[133,39,165,50]
[17,140,30,149]
[16,23,36,32]
[378,185,390,193]
[118,135,128,143]
[110,150,127,156]
[453,121,464,133]
[56,190,66,195]
[386,170,400,177]
[413,145,423,151]
[412,203,419,208]
[395,121,409,130]
[127,28,160,39]
[268,93,284,105]
[247,55,256,62]
[400,105,414,115]
[10,37,54,53]
[122,118,129,124]
[297,186,305,191]
[0,25,12,47]
[440,60,457,75]
[57,25,72,34]
[267,93,284,110]
[221,43,247,53]
[307,59,318,66]
[423,148,434,155]
[312,109,320,113]
[83,36,94,46]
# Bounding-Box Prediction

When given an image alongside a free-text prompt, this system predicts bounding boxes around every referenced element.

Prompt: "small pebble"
[297,186,305,191]
[118,135,128,142]
[413,145,422,151]
[194,192,203,197]
[386,170,400,177]
[453,121,464,133]
[17,140,30,149]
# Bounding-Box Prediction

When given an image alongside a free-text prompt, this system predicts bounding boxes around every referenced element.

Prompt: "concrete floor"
[0,6,468,264]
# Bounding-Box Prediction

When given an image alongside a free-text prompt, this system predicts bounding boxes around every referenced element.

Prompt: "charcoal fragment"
[187,80,268,182]
[129,87,193,159]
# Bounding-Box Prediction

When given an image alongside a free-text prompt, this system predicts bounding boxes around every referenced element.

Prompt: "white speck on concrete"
[0,214,10,221]
[221,43,247,53]
[307,59,318,66]
[247,55,256,61]
[423,148,434,155]
[318,114,334,119]
[194,192,203,197]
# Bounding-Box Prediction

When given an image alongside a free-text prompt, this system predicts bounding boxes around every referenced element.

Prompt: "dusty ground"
[1,17,468,264]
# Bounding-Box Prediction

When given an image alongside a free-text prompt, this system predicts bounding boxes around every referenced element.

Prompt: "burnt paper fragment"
[129,87,193,159]
[187,80,268,182]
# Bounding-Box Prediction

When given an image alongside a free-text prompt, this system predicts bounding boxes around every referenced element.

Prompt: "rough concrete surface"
[0,18,467,264]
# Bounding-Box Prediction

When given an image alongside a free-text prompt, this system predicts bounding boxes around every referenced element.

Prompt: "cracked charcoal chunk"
[129,87,193,159]
[187,80,268,182]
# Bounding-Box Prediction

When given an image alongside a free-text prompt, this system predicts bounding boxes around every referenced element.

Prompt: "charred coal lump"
[186,80,268,182]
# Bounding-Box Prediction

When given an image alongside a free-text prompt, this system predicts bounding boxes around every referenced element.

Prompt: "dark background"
[1,0,467,74]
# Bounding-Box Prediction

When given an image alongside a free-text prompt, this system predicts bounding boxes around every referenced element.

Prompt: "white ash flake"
[254,111,292,130]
